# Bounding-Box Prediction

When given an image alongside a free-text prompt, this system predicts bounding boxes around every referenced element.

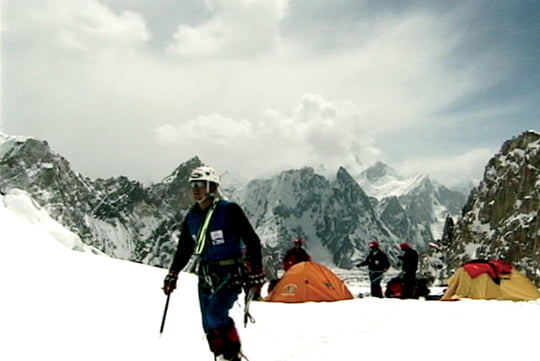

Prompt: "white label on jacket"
[210,230,225,245]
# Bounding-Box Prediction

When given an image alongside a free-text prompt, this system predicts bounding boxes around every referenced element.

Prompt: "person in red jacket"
[398,242,418,299]
[282,238,311,271]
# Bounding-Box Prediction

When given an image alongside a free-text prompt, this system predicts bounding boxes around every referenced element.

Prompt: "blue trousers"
[198,283,242,357]
[198,283,240,333]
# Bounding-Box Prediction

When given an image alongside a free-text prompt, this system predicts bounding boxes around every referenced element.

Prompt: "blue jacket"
[170,199,262,273]
[185,199,243,261]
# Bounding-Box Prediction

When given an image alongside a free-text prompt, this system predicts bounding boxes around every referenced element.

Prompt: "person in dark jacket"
[162,166,265,361]
[398,242,418,299]
[357,241,390,298]
[282,238,311,271]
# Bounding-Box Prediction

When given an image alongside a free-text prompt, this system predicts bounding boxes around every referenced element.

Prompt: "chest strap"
[193,198,219,255]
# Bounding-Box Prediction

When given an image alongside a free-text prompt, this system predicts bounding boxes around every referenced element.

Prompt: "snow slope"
[1,190,539,361]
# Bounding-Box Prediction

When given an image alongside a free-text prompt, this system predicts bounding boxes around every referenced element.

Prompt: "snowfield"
[1,190,539,361]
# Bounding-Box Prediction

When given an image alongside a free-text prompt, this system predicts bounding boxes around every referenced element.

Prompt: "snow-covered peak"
[362,161,401,183]
[0,133,34,158]
[358,162,431,200]
[160,156,202,184]
[0,132,34,144]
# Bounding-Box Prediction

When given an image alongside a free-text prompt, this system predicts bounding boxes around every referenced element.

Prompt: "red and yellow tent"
[442,259,540,301]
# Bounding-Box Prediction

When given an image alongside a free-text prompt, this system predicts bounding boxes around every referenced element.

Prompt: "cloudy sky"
[2,0,539,188]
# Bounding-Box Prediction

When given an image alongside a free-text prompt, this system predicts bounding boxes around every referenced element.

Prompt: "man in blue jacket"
[163,166,265,361]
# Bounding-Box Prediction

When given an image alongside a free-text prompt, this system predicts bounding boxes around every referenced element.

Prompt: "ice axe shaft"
[160,294,171,336]
[244,287,256,328]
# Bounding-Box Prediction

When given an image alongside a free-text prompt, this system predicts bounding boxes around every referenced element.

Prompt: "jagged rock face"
[422,215,455,285]
[449,131,540,284]
[0,138,91,210]
[377,196,415,244]
[399,177,439,224]
[148,158,202,207]
[239,167,331,264]
[0,135,201,266]
[323,167,400,267]
[0,137,101,245]
[238,166,401,270]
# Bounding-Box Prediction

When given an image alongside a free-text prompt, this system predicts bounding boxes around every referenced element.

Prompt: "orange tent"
[265,262,354,303]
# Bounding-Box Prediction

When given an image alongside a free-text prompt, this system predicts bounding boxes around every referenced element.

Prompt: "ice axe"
[159,294,171,336]
[243,287,257,328]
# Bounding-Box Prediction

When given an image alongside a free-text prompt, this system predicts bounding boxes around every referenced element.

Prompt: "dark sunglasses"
[190,181,207,188]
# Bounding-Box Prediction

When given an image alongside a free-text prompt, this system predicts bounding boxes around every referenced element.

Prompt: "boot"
[207,330,223,358]
[216,354,241,361]
[218,323,241,361]
[227,354,241,361]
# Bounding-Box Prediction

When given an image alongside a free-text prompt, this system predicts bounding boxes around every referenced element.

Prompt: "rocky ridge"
[441,130,540,284]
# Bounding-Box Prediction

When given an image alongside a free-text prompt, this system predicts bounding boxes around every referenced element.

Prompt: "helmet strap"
[197,195,210,205]
[197,182,221,205]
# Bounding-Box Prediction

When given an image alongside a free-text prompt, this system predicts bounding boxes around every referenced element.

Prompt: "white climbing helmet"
[189,166,221,185]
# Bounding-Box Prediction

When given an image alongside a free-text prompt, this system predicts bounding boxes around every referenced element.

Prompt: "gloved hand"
[245,262,266,287]
[246,272,266,287]
[163,271,178,295]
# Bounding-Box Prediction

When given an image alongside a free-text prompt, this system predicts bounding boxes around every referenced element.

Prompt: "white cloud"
[152,94,381,179]
[4,0,150,59]
[396,148,494,189]
[154,124,180,144]
[167,0,286,58]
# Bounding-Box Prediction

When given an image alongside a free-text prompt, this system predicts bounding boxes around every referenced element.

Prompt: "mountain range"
[1,130,538,285]
[0,132,465,273]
